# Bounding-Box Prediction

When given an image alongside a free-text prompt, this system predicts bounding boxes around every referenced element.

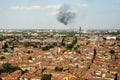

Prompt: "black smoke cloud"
[57,4,76,25]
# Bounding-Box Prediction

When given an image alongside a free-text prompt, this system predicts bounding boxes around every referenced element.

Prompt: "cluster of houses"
[0,30,120,80]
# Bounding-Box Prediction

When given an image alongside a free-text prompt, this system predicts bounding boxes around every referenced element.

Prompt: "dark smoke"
[57,4,76,25]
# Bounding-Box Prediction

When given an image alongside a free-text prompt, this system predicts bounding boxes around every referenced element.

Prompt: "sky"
[0,0,120,29]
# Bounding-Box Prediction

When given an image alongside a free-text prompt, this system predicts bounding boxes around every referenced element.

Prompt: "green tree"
[61,37,65,46]
[114,73,118,80]
[2,43,9,52]
[0,62,21,74]
[67,43,74,50]
[72,37,77,45]
[49,45,54,49]
[0,56,5,60]
[42,46,50,50]
[27,50,31,54]
[93,48,97,59]
[32,44,38,48]
[3,48,8,52]
[42,68,47,72]
[67,37,78,50]
[3,43,8,49]
[2,62,13,74]
[28,56,32,60]
[24,42,30,47]
[109,50,115,54]
[53,42,57,46]
[21,69,29,75]
[41,74,52,80]
[55,67,63,72]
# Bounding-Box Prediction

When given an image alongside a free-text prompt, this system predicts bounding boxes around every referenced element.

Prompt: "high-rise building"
[79,26,81,33]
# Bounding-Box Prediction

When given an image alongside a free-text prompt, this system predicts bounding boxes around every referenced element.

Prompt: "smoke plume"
[57,4,76,25]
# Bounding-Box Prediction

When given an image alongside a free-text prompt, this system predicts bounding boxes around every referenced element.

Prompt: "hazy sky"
[0,0,120,29]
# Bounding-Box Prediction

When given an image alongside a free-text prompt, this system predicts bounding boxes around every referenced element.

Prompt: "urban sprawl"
[0,29,120,80]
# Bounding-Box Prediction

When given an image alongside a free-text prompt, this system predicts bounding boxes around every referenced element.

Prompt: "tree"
[1,62,13,74]
[3,43,8,49]
[72,37,77,45]
[2,43,9,52]
[42,46,50,50]
[53,42,57,46]
[27,50,31,54]
[67,37,78,50]
[67,43,74,50]
[0,62,21,74]
[32,44,38,48]
[49,45,54,49]
[55,67,63,72]
[93,48,97,59]
[11,46,14,50]
[0,56,5,60]
[3,48,8,52]
[42,68,47,72]
[24,42,30,47]
[61,37,65,46]
[41,74,52,80]
[21,69,29,75]
[114,73,118,80]
[76,50,81,54]
[28,56,32,60]
[109,50,115,54]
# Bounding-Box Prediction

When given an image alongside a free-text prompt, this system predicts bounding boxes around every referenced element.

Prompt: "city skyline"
[0,0,120,29]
